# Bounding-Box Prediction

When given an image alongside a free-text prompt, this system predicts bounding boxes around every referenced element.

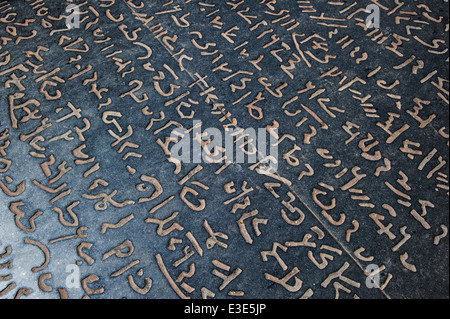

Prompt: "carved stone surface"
[0,0,448,299]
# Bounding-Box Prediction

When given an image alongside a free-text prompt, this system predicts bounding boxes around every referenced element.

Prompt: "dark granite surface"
[0,0,448,299]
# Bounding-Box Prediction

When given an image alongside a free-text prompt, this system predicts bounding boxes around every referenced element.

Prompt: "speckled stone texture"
[0,0,448,299]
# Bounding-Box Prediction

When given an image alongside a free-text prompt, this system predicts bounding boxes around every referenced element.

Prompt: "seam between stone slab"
[121,0,390,299]
[283,185,392,299]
